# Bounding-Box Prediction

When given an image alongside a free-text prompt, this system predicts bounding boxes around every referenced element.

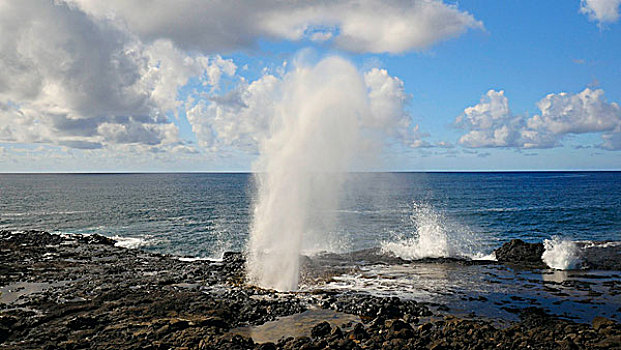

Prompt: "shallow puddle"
[230,308,361,343]
[0,282,55,304]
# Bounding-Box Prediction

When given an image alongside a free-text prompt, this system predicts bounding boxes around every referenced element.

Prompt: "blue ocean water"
[1,172,619,258]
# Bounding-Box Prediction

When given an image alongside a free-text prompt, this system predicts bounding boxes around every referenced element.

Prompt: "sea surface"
[1,171,620,322]
[1,172,619,257]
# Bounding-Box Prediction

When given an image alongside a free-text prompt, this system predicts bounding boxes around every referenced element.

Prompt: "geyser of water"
[247,56,381,291]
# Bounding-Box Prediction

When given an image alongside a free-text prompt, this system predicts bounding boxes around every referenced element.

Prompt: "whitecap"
[177,256,215,262]
[112,236,148,249]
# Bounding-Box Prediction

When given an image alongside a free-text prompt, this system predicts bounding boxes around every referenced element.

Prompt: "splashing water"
[247,56,386,291]
[542,236,581,270]
[381,203,491,260]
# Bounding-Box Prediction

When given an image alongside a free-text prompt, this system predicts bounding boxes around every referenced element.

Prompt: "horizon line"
[1,169,620,175]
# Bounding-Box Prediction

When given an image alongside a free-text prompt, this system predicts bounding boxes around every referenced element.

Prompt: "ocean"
[1,172,619,257]
[1,171,620,322]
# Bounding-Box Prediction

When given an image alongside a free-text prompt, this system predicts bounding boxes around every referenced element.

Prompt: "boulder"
[495,239,544,265]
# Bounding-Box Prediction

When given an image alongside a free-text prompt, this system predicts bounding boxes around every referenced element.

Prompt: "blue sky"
[1,0,620,171]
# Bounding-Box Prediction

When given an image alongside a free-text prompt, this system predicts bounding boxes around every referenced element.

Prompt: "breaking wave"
[381,203,493,261]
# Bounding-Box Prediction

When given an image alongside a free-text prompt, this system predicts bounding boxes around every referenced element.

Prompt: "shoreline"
[1,230,619,349]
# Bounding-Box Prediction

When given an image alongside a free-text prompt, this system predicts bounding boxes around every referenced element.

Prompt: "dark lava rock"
[495,239,544,265]
[257,343,277,350]
[77,233,116,246]
[3,230,621,349]
[66,315,99,330]
[320,293,431,319]
[386,319,415,339]
[580,242,621,271]
[592,316,619,332]
[348,323,368,341]
[0,325,9,343]
[310,321,331,338]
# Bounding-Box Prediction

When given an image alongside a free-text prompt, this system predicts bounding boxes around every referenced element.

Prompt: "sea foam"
[112,235,149,249]
[542,236,581,270]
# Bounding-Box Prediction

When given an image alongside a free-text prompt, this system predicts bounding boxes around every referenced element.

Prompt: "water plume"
[247,56,400,291]
[381,203,491,260]
[542,236,581,270]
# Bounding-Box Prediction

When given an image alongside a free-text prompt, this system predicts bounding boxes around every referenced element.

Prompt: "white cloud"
[0,1,235,150]
[0,0,478,158]
[456,88,621,150]
[528,88,621,134]
[186,58,426,152]
[186,74,280,151]
[69,0,482,54]
[580,0,621,24]
[363,68,411,137]
[454,90,526,148]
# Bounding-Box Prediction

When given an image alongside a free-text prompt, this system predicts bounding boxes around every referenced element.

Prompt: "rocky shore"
[1,230,619,349]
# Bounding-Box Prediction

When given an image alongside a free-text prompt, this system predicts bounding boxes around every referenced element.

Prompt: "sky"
[1,0,620,172]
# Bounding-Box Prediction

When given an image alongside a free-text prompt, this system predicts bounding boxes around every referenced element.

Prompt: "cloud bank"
[0,0,236,151]
[456,88,621,150]
[70,0,482,54]
[0,0,480,156]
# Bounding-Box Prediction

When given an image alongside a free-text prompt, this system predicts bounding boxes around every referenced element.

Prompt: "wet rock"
[321,293,430,320]
[66,315,99,330]
[580,242,621,271]
[257,343,277,350]
[78,234,116,246]
[386,319,414,339]
[592,316,617,331]
[198,316,229,329]
[348,323,368,341]
[593,336,621,349]
[329,326,343,340]
[3,230,621,350]
[495,239,544,265]
[418,322,433,333]
[310,321,331,338]
[0,325,8,343]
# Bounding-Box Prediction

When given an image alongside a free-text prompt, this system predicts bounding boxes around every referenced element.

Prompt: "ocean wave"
[581,240,621,249]
[177,256,216,262]
[2,210,92,217]
[112,235,151,249]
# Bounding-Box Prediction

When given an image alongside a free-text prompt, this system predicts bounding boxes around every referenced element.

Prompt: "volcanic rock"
[495,239,545,265]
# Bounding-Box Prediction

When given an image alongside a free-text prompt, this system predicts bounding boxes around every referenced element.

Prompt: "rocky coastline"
[1,230,619,349]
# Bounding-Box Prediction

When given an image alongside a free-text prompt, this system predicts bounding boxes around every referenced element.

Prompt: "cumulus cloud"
[186,59,425,152]
[580,0,621,24]
[363,68,411,135]
[186,74,280,151]
[456,88,621,150]
[454,90,521,148]
[0,0,479,156]
[0,1,235,150]
[69,0,482,54]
